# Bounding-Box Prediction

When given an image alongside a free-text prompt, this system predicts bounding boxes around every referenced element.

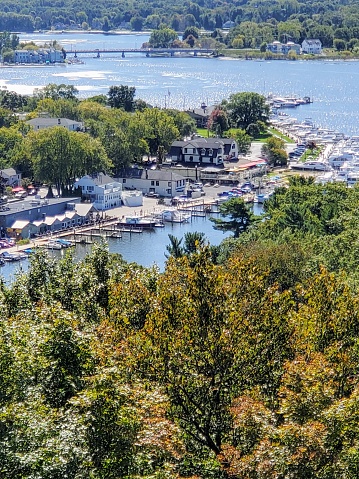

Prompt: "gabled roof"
[92,173,115,185]
[27,117,83,127]
[10,220,32,229]
[75,203,97,216]
[303,39,322,45]
[1,168,17,176]
[171,138,235,150]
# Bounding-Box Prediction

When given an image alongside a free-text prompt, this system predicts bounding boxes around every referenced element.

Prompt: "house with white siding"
[74,174,122,210]
[118,168,186,197]
[301,39,322,54]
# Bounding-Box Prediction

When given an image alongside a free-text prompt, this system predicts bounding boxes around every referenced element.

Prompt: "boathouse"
[0,197,82,230]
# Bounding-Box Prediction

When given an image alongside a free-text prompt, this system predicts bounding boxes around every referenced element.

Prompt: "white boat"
[47,239,63,250]
[156,209,191,223]
[119,215,156,228]
[290,161,332,171]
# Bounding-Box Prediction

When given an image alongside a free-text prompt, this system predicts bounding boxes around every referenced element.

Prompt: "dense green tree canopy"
[25,126,111,194]
[210,197,258,237]
[2,0,359,51]
[107,85,136,111]
[224,92,270,130]
[3,209,359,477]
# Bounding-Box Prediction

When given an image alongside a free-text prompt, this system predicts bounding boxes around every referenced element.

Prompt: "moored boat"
[47,239,63,250]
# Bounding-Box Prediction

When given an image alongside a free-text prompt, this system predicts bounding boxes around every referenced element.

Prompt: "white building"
[301,39,322,54]
[27,117,84,131]
[74,174,122,210]
[0,168,21,186]
[14,48,65,64]
[118,168,186,197]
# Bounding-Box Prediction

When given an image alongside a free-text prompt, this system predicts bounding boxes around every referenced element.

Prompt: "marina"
[1,32,359,278]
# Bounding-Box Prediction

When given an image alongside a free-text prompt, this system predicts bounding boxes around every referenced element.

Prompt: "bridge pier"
[74,52,77,58]
[122,51,125,58]
[97,51,100,58]
[146,52,150,57]
[194,51,197,56]
[171,51,174,57]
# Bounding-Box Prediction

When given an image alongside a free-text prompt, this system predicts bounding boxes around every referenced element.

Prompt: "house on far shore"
[117,168,186,197]
[14,48,65,64]
[169,138,238,166]
[267,41,301,54]
[301,39,322,54]
[26,117,84,131]
[74,173,122,210]
[0,168,21,187]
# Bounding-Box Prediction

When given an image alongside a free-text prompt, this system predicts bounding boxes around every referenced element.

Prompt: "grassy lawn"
[196,128,213,137]
[268,127,295,143]
[195,127,295,143]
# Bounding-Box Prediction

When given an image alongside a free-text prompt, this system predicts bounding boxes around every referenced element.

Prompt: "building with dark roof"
[169,138,238,166]
[0,197,81,230]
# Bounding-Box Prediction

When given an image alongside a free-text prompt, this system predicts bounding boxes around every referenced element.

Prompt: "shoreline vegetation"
[10,30,359,62]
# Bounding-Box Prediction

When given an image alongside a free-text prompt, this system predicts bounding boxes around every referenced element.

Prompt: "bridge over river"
[64,47,217,58]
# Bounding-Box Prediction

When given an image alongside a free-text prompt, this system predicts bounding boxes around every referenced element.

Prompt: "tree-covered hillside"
[4,178,359,476]
[3,0,359,51]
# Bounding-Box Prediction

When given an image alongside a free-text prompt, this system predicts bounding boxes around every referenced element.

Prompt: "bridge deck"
[64,47,216,56]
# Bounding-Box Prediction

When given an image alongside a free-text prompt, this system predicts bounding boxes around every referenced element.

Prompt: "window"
[151,181,155,186]
[123,178,126,183]
[156,181,159,186]
[87,186,94,192]
[208,149,213,156]
[201,148,206,155]
[168,181,171,186]
[166,188,171,194]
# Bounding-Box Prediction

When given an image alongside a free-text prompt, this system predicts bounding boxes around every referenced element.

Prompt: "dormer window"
[200,148,206,156]
[208,149,213,156]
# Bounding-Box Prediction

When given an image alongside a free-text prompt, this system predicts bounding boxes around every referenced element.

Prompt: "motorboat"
[155,209,191,223]
[118,215,156,228]
[55,238,75,248]
[47,239,63,250]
